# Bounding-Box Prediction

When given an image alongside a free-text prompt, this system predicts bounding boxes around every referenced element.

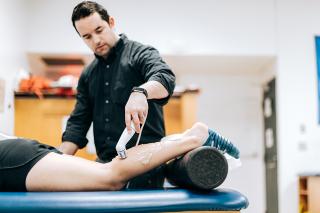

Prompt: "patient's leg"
[26,153,121,191]
[26,122,208,191]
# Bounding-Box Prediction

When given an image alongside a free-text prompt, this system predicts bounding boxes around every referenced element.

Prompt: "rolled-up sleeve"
[133,45,176,105]
[62,71,92,148]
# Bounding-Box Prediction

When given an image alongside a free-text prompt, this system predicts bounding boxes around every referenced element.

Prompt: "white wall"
[25,0,276,55]
[0,0,28,134]
[179,72,268,213]
[276,0,320,212]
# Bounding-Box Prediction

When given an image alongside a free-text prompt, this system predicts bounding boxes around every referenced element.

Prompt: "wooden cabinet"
[14,90,199,160]
[14,97,96,160]
[163,92,198,135]
[299,175,320,213]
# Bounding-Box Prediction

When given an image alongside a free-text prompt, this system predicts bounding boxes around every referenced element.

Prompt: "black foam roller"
[165,146,228,190]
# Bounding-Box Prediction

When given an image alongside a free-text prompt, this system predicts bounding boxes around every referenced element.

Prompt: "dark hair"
[71,1,110,33]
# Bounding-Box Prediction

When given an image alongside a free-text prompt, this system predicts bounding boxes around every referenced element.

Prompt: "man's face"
[75,12,116,57]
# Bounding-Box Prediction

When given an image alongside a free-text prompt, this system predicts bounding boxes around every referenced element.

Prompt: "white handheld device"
[115,122,136,159]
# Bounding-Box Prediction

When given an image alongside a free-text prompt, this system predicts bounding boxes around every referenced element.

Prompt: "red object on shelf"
[19,76,52,98]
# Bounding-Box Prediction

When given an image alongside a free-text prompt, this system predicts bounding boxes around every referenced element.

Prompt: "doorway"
[263,78,278,213]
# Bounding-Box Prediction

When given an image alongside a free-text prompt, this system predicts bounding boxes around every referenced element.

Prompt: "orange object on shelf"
[19,76,52,99]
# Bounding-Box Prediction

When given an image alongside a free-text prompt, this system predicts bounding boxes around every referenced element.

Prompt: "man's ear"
[108,16,115,29]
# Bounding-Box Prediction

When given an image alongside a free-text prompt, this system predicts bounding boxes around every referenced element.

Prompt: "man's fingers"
[125,112,132,132]
[143,111,148,119]
[132,112,141,133]
[138,111,146,124]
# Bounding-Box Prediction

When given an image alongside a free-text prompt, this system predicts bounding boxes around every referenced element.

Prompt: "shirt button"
[105,82,109,86]
[105,118,110,122]
[105,100,109,104]
[106,65,110,69]
[107,136,111,140]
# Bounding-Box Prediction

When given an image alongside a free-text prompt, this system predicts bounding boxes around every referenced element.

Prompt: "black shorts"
[0,138,62,192]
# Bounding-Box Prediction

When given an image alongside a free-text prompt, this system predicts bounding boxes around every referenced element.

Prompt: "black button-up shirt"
[62,34,176,161]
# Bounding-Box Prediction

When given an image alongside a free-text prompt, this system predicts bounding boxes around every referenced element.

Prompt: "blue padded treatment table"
[0,188,248,213]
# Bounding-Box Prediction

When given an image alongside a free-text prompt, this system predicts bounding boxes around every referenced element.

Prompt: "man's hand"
[125,92,148,133]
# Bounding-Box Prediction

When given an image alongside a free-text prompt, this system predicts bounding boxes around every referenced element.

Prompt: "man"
[59,1,175,189]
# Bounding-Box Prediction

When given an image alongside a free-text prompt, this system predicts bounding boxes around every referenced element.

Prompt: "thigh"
[25,153,117,191]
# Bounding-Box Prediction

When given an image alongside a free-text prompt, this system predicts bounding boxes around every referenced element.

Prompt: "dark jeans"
[96,157,165,189]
